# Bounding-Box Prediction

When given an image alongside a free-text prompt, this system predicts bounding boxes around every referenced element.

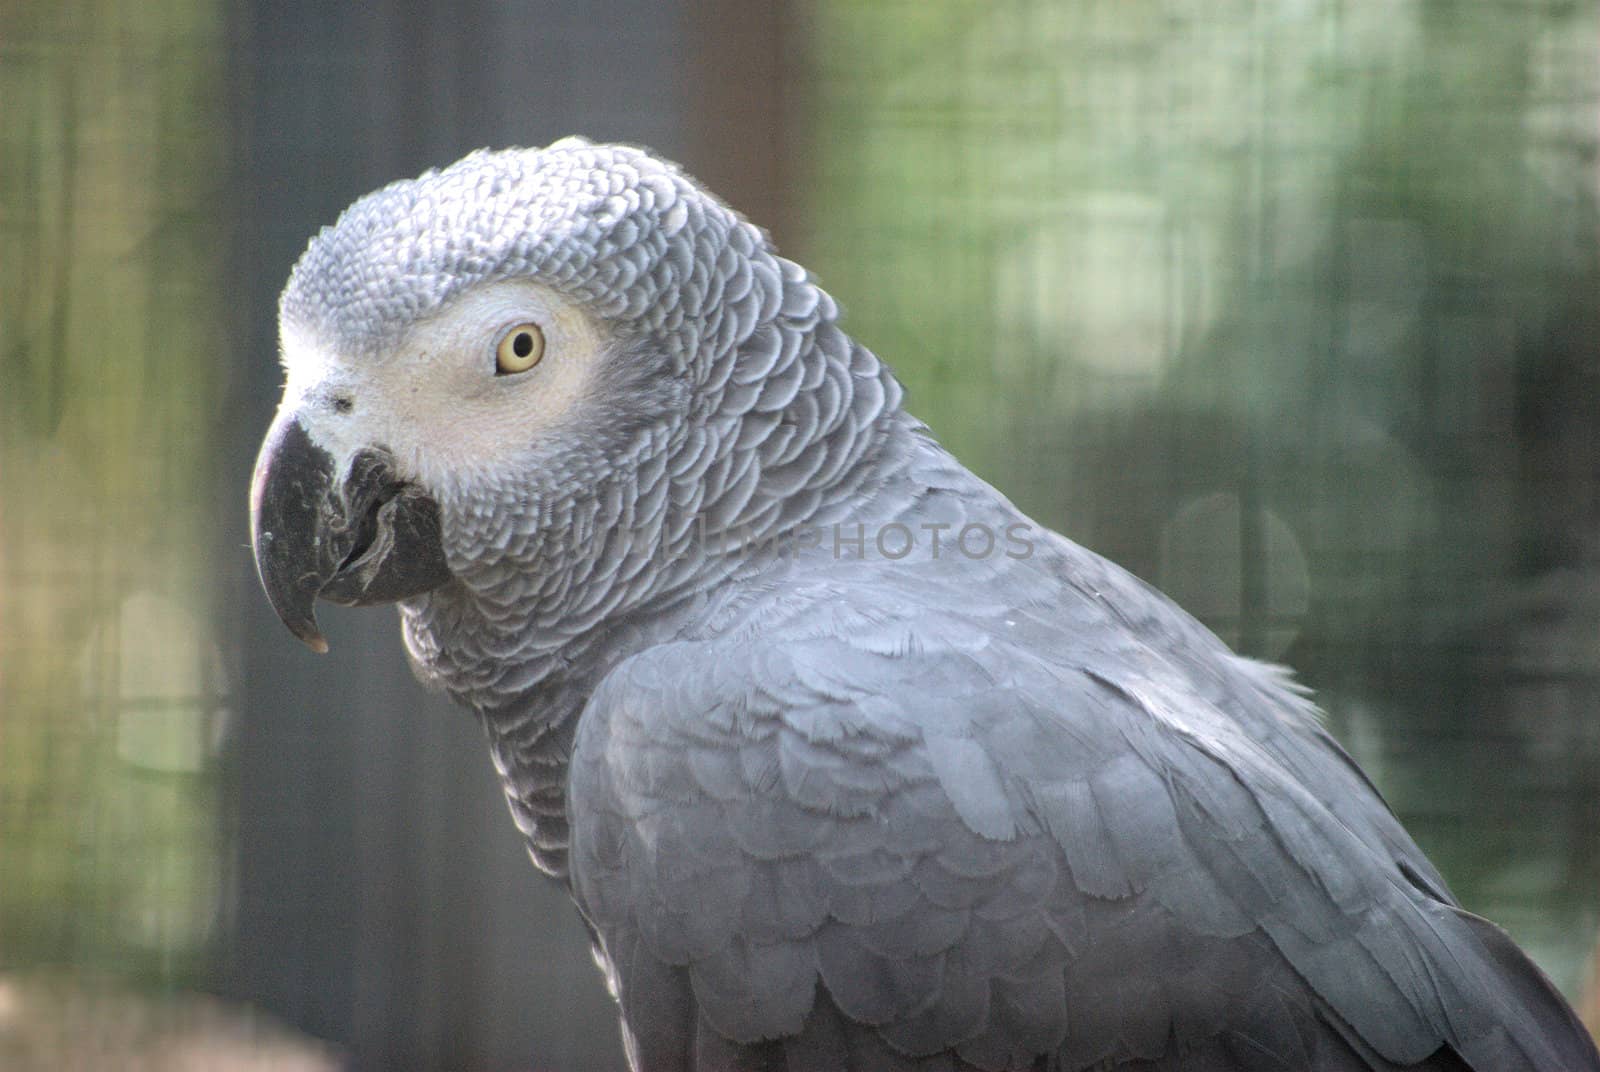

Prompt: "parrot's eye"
[495,323,545,375]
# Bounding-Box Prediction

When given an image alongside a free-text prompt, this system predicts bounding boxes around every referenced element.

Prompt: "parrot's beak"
[250,414,453,653]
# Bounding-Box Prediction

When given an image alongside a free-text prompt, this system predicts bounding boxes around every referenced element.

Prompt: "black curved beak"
[249,415,452,653]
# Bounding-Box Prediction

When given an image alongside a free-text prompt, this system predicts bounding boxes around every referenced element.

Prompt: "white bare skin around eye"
[278,279,611,496]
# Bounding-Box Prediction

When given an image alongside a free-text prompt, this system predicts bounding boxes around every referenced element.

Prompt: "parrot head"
[253,140,723,652]
[250,138,867,657]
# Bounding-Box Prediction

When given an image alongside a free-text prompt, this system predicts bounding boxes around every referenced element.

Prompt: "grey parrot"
[249,138,1600,1071]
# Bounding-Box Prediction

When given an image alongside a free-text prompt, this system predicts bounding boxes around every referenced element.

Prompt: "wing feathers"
[570,629,1600,1071]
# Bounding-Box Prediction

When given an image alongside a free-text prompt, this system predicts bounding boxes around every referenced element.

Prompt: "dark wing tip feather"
[1444,906,1600,1071]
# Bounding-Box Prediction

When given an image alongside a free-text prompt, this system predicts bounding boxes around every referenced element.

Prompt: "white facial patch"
[278,279,611,498]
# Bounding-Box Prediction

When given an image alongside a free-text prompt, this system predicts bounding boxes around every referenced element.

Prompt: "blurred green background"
[2,1,1597,1068]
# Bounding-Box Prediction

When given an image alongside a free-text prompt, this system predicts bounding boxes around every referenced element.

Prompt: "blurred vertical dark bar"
[216,1,785,1068]
[219,8,422,1068]
[686,0,807,254]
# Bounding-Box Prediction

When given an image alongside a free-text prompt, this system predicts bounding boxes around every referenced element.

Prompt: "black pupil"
[512,332,533,358]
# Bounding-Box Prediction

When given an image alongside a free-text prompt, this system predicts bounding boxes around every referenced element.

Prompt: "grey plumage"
[258,139,1600,1071]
